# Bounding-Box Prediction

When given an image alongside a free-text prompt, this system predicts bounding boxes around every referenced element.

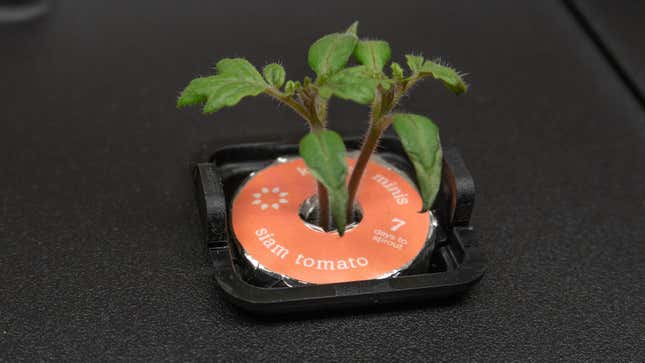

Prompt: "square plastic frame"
[193,137,485,314]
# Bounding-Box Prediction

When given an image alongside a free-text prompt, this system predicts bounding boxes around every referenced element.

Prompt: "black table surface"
[2,1,644,361]
[571,0,645,103]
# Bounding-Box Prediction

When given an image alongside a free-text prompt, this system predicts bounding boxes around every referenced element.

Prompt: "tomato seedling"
[178,21,467,236]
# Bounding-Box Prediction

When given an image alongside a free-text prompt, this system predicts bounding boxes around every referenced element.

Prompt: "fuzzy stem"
[309,118,331,231]
[346,84,402,221]
[265,86,331,230]
[317,182,330,230]
[264,88,321,129]
[346,123,384,221]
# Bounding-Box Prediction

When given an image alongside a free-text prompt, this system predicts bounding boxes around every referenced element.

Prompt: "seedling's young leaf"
[308,25,359,78]
[405,54,425,73]
[262,63,286,88]
[177,58,267,114]
[390,62,404,80]
[403,54,467,94]
[320,65,379,104]
[299,130,349,235]
[392,113,443,212]
[346,21,359,36]
[419,60,468,94]
[284,80,301,95]
[354,40,391,73]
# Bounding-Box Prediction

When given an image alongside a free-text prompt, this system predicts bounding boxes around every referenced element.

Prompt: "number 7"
[390,218,406,231]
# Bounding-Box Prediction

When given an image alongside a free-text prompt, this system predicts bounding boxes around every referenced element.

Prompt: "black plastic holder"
[193,137,485,314]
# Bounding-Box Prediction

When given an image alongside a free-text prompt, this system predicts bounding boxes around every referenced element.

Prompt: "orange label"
[231,157,432,284]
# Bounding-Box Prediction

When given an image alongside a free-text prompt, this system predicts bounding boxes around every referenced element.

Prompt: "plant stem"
[265,88,320,129]
[346,82,408,220]
[308,108,331,231]
[346,123,384,221]
[317,182,330,230]
[266,86,331,230]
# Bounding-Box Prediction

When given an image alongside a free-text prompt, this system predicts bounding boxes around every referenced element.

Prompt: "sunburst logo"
[252,186,288,210]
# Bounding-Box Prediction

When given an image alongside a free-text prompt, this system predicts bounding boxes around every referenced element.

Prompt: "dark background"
[1,0,644,361]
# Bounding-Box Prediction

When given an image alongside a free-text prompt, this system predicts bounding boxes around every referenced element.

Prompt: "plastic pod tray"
[193,137,486,315]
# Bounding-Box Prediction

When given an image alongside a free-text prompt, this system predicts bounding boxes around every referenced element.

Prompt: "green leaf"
[346,21,359,36]
[391,62,404,80]
[177,58,267,114]
[320,65,379,104]
[299,130,349,235]
[262,63,286,88]
[392,113,443,212]
[405,54,425,73]
[354,40,391,73]
[308,29,358,78]
[419,60,468,94]
[284,80,300,95]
